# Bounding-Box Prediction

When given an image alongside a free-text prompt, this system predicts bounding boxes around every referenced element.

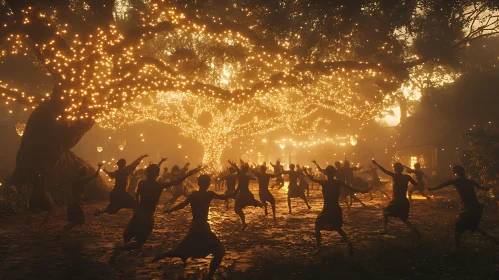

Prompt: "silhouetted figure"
[95,154,149,216]
[220,167,238,209]
[296,164,310,199]
[314,161,351,209]
[228,159,262,230]
[159,167,169,182]
[128,168,145,194]
[342,160,366,208]
[110,163,201,263]
[270,160,284,189]
[58,163,102,239]
[306,165,367,256]
[428,165,498,250]
[363,164,390,200]
[163,162,191,211]
[372,160,421,240]
[404,163,431,204]
[249,165,278,221]
[152,175,234,279]
[25,171,54,229]
[283,164,311,214]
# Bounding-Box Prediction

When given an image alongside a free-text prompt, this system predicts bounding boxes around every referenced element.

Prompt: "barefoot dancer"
[249,165,278,220]
[305,165,367,256]
[95,154,149,216]
[283,164,311,214]
[428,165,499,250]
[404,163,431,204]
[58,163,103,238]
[26,171,55,228]
[220,167,238,209]
[296,164,310,199]
[228,159,262,230]
[363,163,390,200]
[110,163,201,263]
[372,160,421,239]
[270,160,284,189]
[153,174,235,279]
[315,161,351,209]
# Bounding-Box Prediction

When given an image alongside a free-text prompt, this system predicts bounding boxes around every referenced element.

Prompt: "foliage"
[459,127,499,184]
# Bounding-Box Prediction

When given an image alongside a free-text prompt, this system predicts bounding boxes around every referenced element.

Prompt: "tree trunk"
[3,96,108,200]
[201,143,226,172]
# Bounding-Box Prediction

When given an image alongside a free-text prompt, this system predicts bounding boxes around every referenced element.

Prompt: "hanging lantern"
[279,143,286,150]
[15,123,26,137]
[97,146,103,153]
[118,140,126,151]
[349,135,358,146]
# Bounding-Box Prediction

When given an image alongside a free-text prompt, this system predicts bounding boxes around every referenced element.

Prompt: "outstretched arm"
[102,168,115,179]
[304,169,321,183]
[163,167,201,188]
[249,167,261,177]
[80,163,103,184]
[372,160,395,177]
[165,196,191,213]
[157,157,168,168]
[127,154,149,172]
[312,160,325,173]
[403,165,415,173]
[408,176,418,187]
[341,181,368,193]
[428,180,454,191]
[228,160,242,173]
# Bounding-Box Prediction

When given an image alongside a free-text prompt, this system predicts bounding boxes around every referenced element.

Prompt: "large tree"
[1,0,499,195]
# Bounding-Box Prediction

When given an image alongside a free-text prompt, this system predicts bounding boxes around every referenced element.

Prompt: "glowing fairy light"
[279,143,286,150]
[15,123,26,137]
[97,146,103,153]
[177,143,182,149]
[350,135,358,146]
[118,140,126,151]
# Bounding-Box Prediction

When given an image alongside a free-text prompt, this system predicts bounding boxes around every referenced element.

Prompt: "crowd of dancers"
[20,154,499,279]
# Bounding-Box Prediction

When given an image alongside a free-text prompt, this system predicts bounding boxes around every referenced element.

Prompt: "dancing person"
[58,163,103,239]
[249,164,278,221]
[159,166,169,182]
[296,164,310,199]
[314,161,351,209]
[152,174,235,279]
[270,160,284,189]
[110,163,201,263]
[163,163,191,210]
[343,160,367,207]
[428,165,498,250]
[25,171,55,229]
[372,160,421,240]
[363,163,390,200]
[220,167,238,209]
[94,154,149,216]
[305,165,367,256]
[228,159,262,230]
[283,164,311,214]
[404,163,431,204]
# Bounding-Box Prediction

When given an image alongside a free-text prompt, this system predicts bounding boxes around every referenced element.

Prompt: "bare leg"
[301,196,312,210]
[477,228,499,245]
[337,228,354,256]
[307,188,310,199]
[263,202,268,216]
[225,198,229,210]
[344,197,351,210]
[351,195,367,207]
[271,203,276,221]
[402,219,421,239]
[235,207,247,230]
[152,250,188,268]
[408,189,414,205]
[208,246,225,280]
[287,196,292,213]
[314,226,322,255]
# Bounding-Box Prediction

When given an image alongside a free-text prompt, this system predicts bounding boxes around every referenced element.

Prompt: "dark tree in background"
[0,0,499,200]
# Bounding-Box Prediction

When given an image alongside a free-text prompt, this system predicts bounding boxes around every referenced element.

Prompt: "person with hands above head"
[153,174,235,280]
[249,164,278,221]
[95,154,149,216]
[110,163,201,264]
[270,160,285,189]
[372,159,422,241]
[306,164,368,256]
[403,163,431,204]
[428,165,498,250]
[58,163,103,239]
[228,159,262,231]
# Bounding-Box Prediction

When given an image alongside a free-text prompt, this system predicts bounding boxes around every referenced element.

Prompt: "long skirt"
[234,190,261,210]
[29,191,54,213]
[170,221,223,258]
[67,200,85,225]
[105,190,138,214]
[455,204,482,233]
[288,183,306,199]
[383,198,410,221]
[315,204,343,231]
[259,189,275,205]
[123,209,154,244]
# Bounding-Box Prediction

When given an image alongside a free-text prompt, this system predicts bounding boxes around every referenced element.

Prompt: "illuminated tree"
[1,0,499,193]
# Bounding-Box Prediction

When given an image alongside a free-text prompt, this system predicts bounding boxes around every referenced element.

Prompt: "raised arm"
[249,167,261,177]
[304,169,321,183]
[102,168,115,179]
[164,196,191,214]
[269,162,276,167]
[403,165,415,173]
[79,163,103,184]
[428,180,454,191]
[312,160,325,173]
[163,166,201,188]
[372,160,395,177]
[127,154,149,172]
[157,157,168,168]
[228,160,242,173]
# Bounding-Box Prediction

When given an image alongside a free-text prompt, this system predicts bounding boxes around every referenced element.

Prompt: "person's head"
[453,165,465,178]
[171,165,180,172]
[198,174,211,191]
[276,160,281,165]
[78,167,87,177]
[344,160,350,167]
[163,167,168,173]
[324,165,336,179]
[229,167,235,173]
[296,164,301,169]
[334,161,341,168]
[414,163,421,170]
[145,164,160,179]
[241,163,249,173]
[289,164,295,170]
[259,165,267,173]
[117,159,126,169]
[393,162,403,173]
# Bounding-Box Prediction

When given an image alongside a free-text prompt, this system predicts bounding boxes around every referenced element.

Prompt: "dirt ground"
[1,182,498,280]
